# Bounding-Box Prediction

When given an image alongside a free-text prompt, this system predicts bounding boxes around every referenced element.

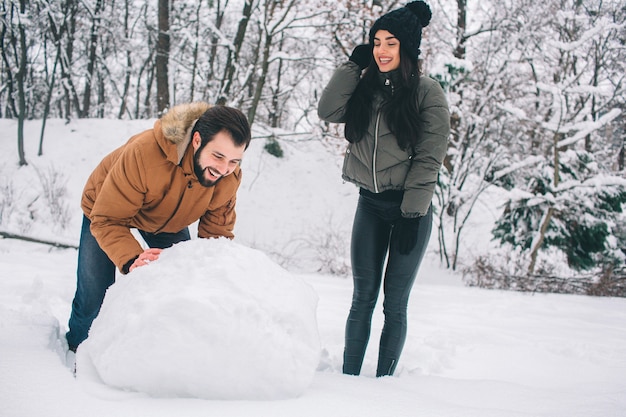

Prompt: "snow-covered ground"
[1,118,625,416]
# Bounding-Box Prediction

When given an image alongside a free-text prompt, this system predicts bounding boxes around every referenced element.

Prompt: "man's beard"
[193,152,223,188]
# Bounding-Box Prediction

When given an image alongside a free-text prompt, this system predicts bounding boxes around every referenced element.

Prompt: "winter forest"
[1,0,625,296]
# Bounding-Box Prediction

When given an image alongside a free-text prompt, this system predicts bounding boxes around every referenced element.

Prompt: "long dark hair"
[344,47,422,151]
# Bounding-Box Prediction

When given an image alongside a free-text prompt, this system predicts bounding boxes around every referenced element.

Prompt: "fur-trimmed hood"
[161,102,212,144]
[160,102,212,163]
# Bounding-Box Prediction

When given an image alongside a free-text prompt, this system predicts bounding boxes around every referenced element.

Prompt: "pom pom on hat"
[406,1,432,27]
[369,1,432,61]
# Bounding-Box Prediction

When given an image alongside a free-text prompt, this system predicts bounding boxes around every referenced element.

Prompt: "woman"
[317,1,450,377]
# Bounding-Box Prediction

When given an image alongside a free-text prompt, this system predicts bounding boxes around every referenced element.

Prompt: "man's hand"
[129,248,163,272]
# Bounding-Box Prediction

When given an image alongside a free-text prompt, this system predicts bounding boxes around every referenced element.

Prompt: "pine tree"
[493,149,626,272]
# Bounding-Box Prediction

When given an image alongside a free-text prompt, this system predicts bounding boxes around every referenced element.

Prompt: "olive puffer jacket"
[81,102,241,272]
[317,61,449,217]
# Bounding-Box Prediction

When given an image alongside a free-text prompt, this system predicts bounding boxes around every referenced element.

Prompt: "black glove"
[349,44,372,70]
[394,216,421,255]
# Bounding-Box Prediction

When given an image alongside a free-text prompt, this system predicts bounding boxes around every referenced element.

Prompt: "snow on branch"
[491,155,544,181]
[554,174,626,194]
[546,20,621,52]
[557,108,621,148]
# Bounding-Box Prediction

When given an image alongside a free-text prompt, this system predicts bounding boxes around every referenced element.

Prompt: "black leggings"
[343,192,432,376]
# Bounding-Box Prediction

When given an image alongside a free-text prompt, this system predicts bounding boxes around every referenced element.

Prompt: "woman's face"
[373,30,401,73]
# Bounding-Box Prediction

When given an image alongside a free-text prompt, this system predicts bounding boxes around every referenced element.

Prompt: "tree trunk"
[60,0,81,120]
[144,63,155,118]
[248,31,272,126]
[97,70,105,117]
[454,0,467,59]
[16,0,28,166]
[269,33,285,128]
[118,0,132,119]
[0,2,18,119]
[135,46,155,119]
[528,133,561,274]
[39,53,60,156]
[220,0,253,102]
[208,0,225,82]
[188,1,203,103]
[82,0,104,118]
[443,0,467,173]
[528,207,555,274]
[156,0,170,116]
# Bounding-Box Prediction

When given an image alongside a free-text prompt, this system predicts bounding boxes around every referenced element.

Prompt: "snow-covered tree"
[462,0,626,293]
[493,150,626,272]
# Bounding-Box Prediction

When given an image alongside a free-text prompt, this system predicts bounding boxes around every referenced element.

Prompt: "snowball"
[78,238,320,400]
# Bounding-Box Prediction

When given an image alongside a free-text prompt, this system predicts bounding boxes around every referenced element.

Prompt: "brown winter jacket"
[81,102,241,273]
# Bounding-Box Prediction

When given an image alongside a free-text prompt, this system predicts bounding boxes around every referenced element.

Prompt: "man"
[66,103,251,352]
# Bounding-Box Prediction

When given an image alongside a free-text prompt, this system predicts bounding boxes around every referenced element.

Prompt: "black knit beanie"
[369,1,432,61]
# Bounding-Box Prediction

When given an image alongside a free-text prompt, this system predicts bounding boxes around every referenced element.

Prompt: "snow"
[78,239,320,400]
[1,117,626,416]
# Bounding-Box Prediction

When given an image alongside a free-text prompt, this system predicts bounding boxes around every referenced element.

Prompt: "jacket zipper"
[373,111,381,193]
[372,77,392,193]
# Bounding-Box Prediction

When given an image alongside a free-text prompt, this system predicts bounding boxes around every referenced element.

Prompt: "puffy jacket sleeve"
[197,168,241,239]
[317,61,362,123]
[89,145,147,272]
[402,77,450,217]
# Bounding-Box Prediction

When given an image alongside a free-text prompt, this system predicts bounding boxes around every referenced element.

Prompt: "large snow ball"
[79,238,320,400]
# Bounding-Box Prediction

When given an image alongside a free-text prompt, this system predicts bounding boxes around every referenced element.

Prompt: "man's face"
[192,130,245,187]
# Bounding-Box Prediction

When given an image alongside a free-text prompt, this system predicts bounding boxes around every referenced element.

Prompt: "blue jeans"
[343,192,432,376]
[66,215,190,350]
